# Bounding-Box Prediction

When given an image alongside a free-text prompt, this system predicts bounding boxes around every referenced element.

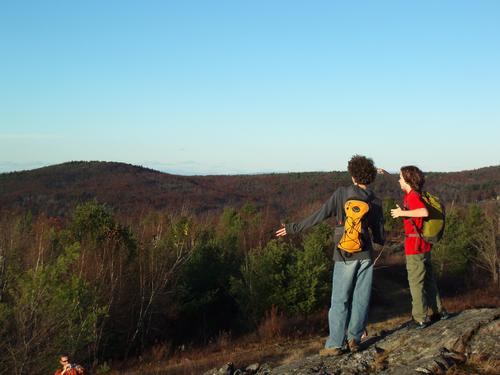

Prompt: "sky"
[1,1,499,175]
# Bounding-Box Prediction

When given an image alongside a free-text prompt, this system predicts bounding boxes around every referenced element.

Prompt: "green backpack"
[409,191,445,243]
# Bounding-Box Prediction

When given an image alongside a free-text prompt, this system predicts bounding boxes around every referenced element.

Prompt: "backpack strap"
[404,195,424,253]
[403,195,423,239]
[407,219,423,239]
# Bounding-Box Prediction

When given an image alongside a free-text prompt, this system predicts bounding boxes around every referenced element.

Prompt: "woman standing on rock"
[386,166,449,328]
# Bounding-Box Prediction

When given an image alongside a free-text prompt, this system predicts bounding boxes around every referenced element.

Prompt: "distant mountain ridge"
[0,161,498,219]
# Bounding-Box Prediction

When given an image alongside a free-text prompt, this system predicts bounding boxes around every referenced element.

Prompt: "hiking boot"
[319,347,343,357]
[430,310,450,322]
[347,339,360,353]
[361,329,368,340]
[407,320,430,329]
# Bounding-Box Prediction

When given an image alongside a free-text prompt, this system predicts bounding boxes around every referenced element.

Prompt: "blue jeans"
[325,258,373,348]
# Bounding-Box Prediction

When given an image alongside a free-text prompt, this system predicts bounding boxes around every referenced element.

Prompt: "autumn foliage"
[0,162,498,374]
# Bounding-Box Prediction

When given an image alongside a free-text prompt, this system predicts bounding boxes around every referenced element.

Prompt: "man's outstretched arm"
[275,191,338,237]
[276,224,287,237]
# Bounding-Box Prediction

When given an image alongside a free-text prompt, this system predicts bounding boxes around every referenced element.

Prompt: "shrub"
[230,239,294,325]
[0,244,105,374]
[284,224,333,316]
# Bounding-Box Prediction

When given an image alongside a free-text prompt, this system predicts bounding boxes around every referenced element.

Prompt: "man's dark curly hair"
[347,155,377,185]
[400,165,425,192]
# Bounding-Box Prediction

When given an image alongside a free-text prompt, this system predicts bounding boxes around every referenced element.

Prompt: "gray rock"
[256,363,272,375]
[204,361,272,375]
[271,308,499,375]
[467,317,500,360]
[245,363,260,373]
[203,362,234,375]
[204,309,499,375]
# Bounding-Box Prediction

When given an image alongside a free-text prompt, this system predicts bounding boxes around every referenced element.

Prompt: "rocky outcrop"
[205,308,499,375]
[204,362,272,375]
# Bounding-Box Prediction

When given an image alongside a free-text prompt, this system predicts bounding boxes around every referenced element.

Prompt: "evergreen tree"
[285,223,333,316]
[0,244,105,374]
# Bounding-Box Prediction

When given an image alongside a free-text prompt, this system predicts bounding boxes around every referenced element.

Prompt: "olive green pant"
[406,252,443,323]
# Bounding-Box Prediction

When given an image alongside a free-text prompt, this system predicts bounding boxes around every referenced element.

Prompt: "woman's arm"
[391,205,428,218]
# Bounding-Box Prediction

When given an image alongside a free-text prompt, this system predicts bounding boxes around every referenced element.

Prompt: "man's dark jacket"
[285,185,385,262]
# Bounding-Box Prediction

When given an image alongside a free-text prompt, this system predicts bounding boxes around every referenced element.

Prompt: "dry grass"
[115,285,499,375]
[366,315,409,335]
[114,336,324,375]
[441,286,500,312]
[257,305,285,340]
[446,357,500,375]
[115,313,410,375]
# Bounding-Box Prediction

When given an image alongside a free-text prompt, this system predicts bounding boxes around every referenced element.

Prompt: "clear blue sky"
[1,1,499,175]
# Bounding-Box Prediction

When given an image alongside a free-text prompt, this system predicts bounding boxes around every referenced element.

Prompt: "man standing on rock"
[276,155,385,356]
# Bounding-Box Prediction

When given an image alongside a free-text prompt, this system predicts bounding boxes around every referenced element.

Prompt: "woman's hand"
[391,204,403,218]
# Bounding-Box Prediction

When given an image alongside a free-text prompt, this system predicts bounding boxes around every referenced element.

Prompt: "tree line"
[0,198,498,374]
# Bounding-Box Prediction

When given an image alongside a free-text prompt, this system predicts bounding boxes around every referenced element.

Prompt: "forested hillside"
[0,161,498,220]
[0,162,498,374]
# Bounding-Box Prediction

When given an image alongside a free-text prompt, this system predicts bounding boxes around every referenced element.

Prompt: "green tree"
[285,224,333,316]
[432,205,485,281]
[128,215,195,354]
[382,197,403,234]
[218,207,246,268]
[69,201,137,358]
[230,239,295,325]
[432,210,469,278]
[71,201,115,243]
[220,207,244,240]
[15,211,33,235]
[470,203,500,287]
[176,229,239,342]
[0,244,105,375]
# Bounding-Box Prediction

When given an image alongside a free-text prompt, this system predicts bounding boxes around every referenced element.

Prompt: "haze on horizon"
[1,1,499,175]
